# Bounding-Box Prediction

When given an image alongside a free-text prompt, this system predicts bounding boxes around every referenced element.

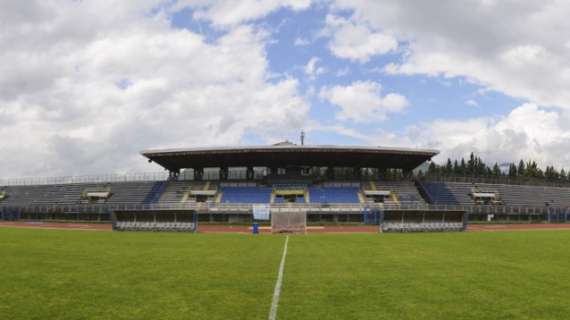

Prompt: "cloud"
[336,67,350,77]
[294,37,310,46]
[332,0,570,109]
[0,1,309,177]
[363,103,570,169]
[175,0,312,27]
[323,14,398,63]
[304,57,326,79]
[465,99,479,107]
[320,81,408,122]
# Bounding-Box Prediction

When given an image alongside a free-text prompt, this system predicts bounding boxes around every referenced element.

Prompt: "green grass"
[281,232,570,320]
[1,229,570,319]
[0,229,284,320]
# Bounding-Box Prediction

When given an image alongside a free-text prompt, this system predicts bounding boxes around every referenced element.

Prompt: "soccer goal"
[271,210,306,234]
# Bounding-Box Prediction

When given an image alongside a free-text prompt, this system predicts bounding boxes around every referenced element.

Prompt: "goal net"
[271,210,306,234]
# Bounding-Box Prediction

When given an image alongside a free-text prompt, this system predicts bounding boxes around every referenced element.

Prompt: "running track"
[2,222,570,233]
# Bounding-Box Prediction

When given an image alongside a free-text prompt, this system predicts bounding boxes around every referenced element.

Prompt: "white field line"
[268,235,289,320]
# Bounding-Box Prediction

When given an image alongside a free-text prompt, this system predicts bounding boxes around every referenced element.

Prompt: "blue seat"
[308,187,359,203]
[221,187,272,203]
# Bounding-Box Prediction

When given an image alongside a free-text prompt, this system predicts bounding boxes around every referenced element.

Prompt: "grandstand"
[1,142,569,231]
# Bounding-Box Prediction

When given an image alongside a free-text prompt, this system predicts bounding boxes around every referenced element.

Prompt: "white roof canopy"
[364,190,391,196]
[471,192,496,198]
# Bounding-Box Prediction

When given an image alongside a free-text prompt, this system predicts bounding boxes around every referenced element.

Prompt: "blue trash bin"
[252,223,259,234]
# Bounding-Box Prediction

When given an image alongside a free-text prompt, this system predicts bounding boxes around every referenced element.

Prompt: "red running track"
[2,221,570,233]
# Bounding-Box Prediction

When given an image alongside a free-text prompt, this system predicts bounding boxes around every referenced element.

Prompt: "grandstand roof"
[141,144,438,172]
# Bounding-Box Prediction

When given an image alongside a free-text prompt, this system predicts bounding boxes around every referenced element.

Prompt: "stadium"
[1,141,568,232]
[2,141,570,319]
[3,1,570,318]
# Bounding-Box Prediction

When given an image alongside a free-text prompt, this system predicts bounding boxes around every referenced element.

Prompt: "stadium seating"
[156,181,218,204]
[308,186,360,203]
[0,181,158,207]
[421,181,570,207]
[364,180,426,204]
[420,181,464,204]
[143,181,168,204]
[221,186,272,203]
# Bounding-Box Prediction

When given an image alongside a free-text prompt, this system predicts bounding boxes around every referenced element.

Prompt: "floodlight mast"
[300,130,305,146]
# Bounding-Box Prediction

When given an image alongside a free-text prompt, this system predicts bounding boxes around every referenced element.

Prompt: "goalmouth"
[271,210,307,234]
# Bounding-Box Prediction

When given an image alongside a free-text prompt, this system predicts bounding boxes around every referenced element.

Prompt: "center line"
[268,235,289,320]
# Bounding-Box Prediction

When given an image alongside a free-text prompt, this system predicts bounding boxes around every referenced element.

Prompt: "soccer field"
[1,229,570,320]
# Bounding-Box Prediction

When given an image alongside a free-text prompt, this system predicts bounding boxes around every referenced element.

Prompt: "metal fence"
[420,174,570,188]
[0,172,170,186]
[1,202,566,215]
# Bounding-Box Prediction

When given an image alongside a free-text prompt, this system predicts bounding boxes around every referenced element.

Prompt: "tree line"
[422,153,570,182]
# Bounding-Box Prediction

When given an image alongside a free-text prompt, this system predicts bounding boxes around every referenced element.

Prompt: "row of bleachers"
[7,179,570,208]
[421,181,470,205]
[361,180,426,204]
[375,181,425,204]
[0,181,158,206]
[421,181,570,207]
[308,186,360,203]
[158,181,217,204]
[221,186,272,203]
[382,222,464,232]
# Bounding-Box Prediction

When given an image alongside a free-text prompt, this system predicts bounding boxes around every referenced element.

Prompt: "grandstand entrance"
[381,209,466,232]
[272,185,307,203]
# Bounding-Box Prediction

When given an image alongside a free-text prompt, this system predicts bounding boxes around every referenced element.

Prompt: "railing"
[1,202,565,215]
[421,174,570,188]
[0,172,170,186]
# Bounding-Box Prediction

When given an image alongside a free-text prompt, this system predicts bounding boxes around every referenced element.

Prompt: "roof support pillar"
[246,166,254,180]
[326,166,335,179]
[194,168,204,181]
[168,170,180,181]
[219,167,229,181]
[353,167,362,179]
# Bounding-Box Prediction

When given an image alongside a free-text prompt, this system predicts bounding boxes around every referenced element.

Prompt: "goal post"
[271,210,306,234]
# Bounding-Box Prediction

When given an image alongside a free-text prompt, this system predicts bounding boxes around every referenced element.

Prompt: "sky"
[1,0,570,177]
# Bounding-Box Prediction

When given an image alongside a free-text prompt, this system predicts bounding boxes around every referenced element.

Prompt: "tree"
[517,160,526,177]
[445,159,453,175]
[468,153,475,175]
[460,158,467,175]
[492,163,501,177]
[508,163,517,177]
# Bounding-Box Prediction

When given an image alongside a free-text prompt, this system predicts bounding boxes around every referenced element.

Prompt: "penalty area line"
[268,235,289,320]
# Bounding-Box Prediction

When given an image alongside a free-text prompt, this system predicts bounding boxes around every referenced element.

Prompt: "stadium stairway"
[143,181,168,204]
[419,181,463,205]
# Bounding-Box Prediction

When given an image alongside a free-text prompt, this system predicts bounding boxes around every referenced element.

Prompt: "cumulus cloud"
[332,0,570,109]
[174,0,312,27]
[323,14,398,63]
[0,1,309,177]
[320,81,408,122]
[294,37,310,46]
[304,57,326,79]
[365,104,570,168]
[465,99,479,107]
